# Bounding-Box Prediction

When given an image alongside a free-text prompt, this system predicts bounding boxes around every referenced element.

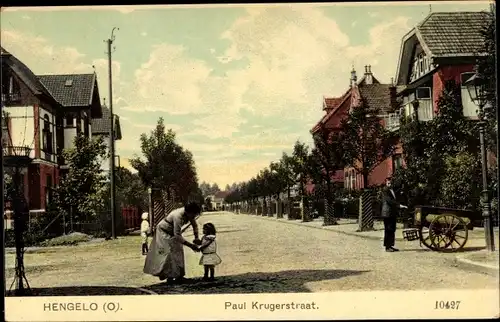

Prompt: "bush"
[38,232,92,247]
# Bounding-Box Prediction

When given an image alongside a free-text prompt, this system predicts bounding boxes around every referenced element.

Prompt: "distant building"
[213,191,230,210]
[310,66,400,191]
[91,102,122,173]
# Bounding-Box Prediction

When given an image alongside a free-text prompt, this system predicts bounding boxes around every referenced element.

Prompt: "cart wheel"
[428,214,468,252]
[418,225,438,251]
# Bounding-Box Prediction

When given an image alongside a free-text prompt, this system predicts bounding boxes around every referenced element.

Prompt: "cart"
[402,206,479,252]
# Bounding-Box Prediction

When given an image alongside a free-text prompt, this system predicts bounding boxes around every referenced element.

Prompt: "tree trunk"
[323,178,338,226]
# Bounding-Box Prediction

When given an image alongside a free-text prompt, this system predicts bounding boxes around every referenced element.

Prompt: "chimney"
[364,64,373,85]
[350,67,357,87]
[389,79,397,111]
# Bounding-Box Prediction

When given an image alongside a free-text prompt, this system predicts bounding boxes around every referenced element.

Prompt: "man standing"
[381,177,407,252]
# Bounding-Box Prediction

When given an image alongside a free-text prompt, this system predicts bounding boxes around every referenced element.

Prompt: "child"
[140,212,150,255]
[198,223,222,281]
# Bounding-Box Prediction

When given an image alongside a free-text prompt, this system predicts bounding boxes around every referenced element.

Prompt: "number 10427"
[435,301,460,310]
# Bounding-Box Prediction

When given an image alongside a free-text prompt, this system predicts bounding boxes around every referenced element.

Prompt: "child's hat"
[141,212,149,220]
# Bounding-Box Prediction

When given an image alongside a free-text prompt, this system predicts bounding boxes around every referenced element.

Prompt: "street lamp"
[464,71,496,252]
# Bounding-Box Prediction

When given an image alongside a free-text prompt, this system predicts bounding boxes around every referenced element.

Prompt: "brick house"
[311,66,401,191]
[393,11,495,169]
[1,46,104,211]
[394,11,491,121]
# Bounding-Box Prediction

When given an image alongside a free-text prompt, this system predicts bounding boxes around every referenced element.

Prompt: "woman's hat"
[141,212,149,220]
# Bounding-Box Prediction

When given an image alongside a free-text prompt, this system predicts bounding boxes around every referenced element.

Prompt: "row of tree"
[224,10,498,225]
[224,97,397,225]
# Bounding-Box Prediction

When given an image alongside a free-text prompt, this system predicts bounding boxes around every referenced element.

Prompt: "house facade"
[311,66,401,191]
[1,46,107,211]
[91,102,122,173]
[394,11,490,122]
[310,11,493,193]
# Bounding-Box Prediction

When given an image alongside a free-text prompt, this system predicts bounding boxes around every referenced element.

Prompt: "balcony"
[1,92,21,103]
[381,112,401,131]
[2,145,33,167]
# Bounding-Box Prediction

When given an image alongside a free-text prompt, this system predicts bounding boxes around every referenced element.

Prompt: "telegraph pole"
[106,27,119,239]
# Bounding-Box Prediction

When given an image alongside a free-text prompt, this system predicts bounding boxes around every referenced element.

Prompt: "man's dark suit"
[381,187,402,248]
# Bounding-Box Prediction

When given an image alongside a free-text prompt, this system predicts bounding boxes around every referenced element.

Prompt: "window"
[42,114,53,154]
[7,76,21,101]
[460,72,475,85]
[2,112,10,148]
[460,72,478,118]
[416,87,431,99]
[65,115,74,127]
[84,116,90,137]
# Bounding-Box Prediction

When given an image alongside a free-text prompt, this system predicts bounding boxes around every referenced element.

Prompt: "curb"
[247,213,395,242]
[454,255,499,276]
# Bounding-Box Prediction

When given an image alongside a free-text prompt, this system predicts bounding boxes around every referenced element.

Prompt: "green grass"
[38,232,93,247]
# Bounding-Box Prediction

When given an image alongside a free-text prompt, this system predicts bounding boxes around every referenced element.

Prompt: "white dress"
[199,235,222,266]
[140,220,150,244]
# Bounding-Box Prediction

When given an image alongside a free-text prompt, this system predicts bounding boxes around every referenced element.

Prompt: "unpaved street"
[5,212,498,295]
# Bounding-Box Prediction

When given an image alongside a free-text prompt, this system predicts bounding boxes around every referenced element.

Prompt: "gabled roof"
[91,104,122,140]
[1,46,55,101]
[323,97,343,110]
[358,84,395,114]
[418,11,489,58]
[311,72,390,134]
[395,11,491,85]
[37,73,97,107]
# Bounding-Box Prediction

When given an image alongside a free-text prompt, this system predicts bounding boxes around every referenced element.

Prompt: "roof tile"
[417,11,490,57]
[37,74,95,107]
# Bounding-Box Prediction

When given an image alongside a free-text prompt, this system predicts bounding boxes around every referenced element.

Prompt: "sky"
[1,1,491,188]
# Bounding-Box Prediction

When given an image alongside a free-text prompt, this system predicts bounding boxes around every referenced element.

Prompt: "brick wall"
[432,64,474,113]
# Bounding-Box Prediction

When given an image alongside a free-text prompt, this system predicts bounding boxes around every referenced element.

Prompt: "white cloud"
[141,31,148,37]
[1,6,414,186]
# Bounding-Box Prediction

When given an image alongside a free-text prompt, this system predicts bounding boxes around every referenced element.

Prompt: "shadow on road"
[6,286,152,297]
[144,269,369,294]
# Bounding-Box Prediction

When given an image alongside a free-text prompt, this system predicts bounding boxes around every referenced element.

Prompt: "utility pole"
[105,27,119,239]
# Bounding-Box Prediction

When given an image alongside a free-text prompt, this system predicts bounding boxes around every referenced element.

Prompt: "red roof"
[324,97,343,110]
[214,191,230,199]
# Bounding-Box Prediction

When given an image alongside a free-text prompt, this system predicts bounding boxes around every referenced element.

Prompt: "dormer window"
[2,76,21,102]
[64,79,73,87]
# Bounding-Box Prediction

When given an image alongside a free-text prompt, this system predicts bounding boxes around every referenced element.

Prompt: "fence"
[122,206,140,230]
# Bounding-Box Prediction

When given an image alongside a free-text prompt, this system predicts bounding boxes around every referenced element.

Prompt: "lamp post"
[464,72,496,252]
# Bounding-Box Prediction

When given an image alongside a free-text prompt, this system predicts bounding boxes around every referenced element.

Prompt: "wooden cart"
[402,206,480,252]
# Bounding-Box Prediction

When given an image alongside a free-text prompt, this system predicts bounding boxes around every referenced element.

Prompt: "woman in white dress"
[143,202,201,284]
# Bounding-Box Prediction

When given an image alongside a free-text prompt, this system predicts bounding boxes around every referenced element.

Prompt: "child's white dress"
[140,220,150,244]
[199,235,222,266]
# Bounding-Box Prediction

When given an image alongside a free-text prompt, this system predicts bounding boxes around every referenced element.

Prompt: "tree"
[310,128,346,225]
[393,80,485,211]
[52,133,108,228]
[199,181,211,197]
[113,167,149,211]
[339,99,397,188]
[290,140,310,196]
[279,152,297,206]
[130,117,200,202]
